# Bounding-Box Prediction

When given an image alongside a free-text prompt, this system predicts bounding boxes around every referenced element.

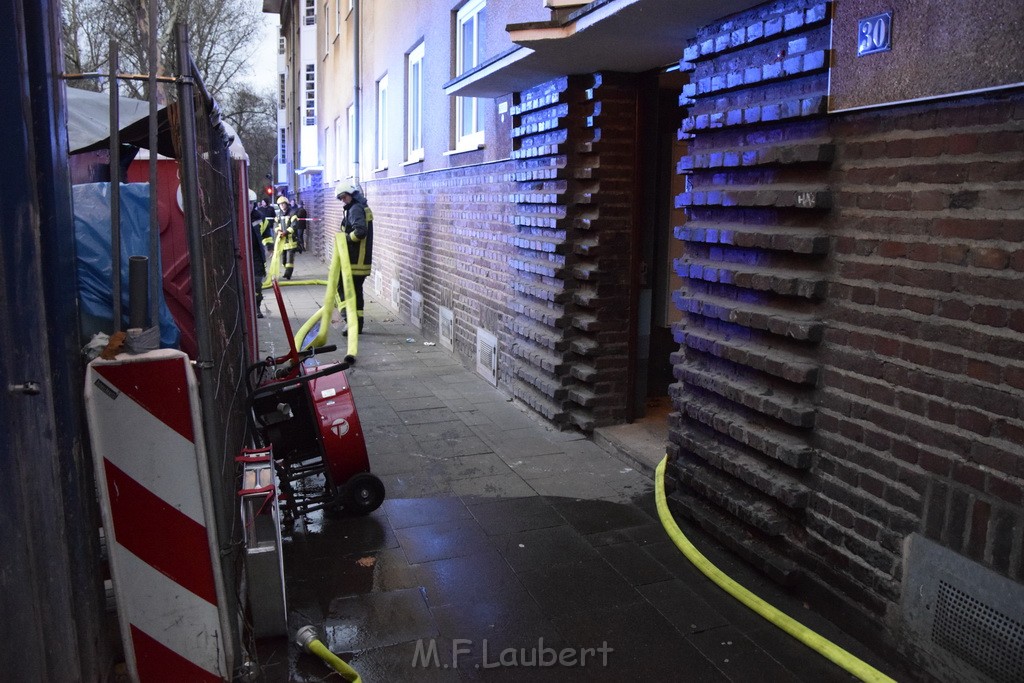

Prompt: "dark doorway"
[629,68,687,421]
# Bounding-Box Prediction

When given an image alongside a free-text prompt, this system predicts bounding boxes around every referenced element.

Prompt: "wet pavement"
[250,260,902,682]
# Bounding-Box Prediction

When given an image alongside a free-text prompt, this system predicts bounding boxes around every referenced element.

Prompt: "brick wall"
[509,74,638,430]
[671,0,1024,650]
[820,93,1024,598]
[671,0,833,586]
[315,163,520,376]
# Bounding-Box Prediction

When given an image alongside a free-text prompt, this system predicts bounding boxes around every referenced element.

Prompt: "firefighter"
[335,183,373,335]
[257,198,276,255]
[275,194,299,280]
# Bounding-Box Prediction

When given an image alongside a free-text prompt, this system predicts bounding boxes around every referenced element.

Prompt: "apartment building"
[267,1,1024,680]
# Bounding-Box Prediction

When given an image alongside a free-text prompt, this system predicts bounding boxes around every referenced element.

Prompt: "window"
[376,74,388,168]
[279,128,287,161]
[305,0,316,25]
[334,117,343,181]
[406,42,425,162]
[347,104,356,178]
[304,64,316,125]
[278,36,285,55]
[278,73,286,110]
[335,0,341,37]
[455,0,486,149]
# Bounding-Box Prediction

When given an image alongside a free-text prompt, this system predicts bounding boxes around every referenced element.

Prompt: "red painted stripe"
[105,460,218,605]
[131,625,221,682]
[95,357,195,442]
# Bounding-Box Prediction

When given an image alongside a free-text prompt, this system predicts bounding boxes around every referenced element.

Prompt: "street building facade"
[266,0,1024,680]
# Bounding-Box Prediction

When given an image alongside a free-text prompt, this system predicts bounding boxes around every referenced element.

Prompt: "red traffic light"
[264,186,274,196]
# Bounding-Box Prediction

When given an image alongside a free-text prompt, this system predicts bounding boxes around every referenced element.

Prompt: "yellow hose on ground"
[655,456,897,683]
[296,626,361,682]
[291,233,358,361]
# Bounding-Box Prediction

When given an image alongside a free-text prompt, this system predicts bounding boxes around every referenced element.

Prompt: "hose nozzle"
[294,624,319,652]
[295,625,362,683]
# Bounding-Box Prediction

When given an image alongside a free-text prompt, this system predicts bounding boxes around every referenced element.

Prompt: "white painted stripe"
[114,546,226,678]
[86,367,206,526]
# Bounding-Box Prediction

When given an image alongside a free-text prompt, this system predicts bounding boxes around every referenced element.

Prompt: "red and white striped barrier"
[85,349,233,681]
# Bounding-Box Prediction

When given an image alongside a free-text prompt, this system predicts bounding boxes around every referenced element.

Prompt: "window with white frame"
[455,0,486,149]
[334,117,343,181]
[304,64,316,125]
[305,0,316,25]
[279,128,287,161]
[347,104,356,178]
[335,0,341,36]
[278,73,286,110]
[278,36,285,54]
[376,74,388,168]
[406,42,425,162]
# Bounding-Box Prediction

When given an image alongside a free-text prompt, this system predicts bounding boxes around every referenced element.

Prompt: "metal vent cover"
[933,581,1024,683]
[410,290,423,329]
[390,277,400,309]
[373,270,382,295]
[901,533,1024,683]
[438,306,454,351]
[475,328,497,386]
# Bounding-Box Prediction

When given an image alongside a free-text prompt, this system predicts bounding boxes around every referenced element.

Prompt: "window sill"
[403,152,425,166]
[443,143,485,157]
[373,165,388,173]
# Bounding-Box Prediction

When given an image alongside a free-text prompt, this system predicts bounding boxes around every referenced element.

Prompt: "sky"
[243,12,281,92]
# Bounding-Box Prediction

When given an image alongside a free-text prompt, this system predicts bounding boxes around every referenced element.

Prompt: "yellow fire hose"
[295,625,361,682]
[261,234,328,289]
[655,456,897,683]
[292,232,359,360]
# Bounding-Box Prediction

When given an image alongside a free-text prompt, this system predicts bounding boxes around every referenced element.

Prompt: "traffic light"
[264,186,274,197]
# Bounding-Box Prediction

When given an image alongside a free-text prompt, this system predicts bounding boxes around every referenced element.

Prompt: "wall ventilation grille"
[390,277,400,309]
[410,290,423,329]
[373,270,382,296]
[932,580,1024,683]
[475,328,498,386]
[439,306,454,351]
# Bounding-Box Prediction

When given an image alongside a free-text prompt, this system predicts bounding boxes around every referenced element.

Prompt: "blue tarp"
[73,182,181,348]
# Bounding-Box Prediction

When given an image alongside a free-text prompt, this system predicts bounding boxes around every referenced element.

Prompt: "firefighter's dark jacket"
[342,192,373,276]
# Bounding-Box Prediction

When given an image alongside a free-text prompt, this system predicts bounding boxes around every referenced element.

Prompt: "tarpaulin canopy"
[65,85,178,158]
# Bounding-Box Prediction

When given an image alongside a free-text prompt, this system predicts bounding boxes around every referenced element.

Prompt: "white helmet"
[335,183,357,200]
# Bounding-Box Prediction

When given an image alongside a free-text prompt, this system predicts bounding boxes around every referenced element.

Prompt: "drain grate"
[932,580,1024,683]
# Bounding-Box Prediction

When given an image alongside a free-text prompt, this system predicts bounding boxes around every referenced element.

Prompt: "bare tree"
[221,82,278,193]
[61,0,264,102]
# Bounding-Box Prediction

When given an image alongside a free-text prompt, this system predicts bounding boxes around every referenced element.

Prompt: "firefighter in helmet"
[275,194,299,280]
[335,183,373,334]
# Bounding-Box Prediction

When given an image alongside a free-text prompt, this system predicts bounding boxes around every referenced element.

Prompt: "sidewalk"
[252,258,903,682]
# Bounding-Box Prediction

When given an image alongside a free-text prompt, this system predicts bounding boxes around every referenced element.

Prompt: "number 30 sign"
[857,12,892,57]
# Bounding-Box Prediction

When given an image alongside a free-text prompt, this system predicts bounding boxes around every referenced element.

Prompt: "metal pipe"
[353,0,360,183]
[128,256,148,329]
[147,0,159,334]
[108,41,121,333]
[62,72,177,83]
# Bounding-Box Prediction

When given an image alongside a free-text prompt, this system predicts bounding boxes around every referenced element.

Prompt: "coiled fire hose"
[295,625,362,682]
[655,456,897,683]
